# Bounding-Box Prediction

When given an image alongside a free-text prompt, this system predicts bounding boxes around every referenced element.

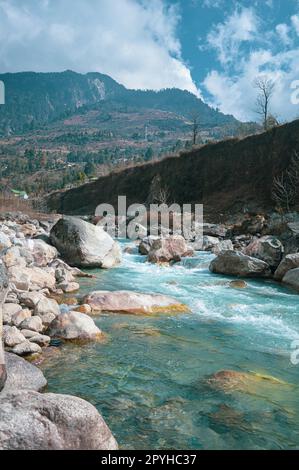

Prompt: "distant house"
[10,189,29,200]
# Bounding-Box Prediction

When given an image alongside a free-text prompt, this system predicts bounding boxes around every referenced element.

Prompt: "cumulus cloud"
[205,7,258,65]
[0,0,199,96]
[202,6,299,122]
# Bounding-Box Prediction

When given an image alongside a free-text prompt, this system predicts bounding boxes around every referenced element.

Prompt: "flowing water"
[41,241,299,449]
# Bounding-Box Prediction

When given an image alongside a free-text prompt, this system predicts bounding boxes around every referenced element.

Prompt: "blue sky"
[0,0,299,122]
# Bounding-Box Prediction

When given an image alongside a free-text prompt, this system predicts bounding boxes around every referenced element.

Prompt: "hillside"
[47,119,299,219]
[0,70,238,135]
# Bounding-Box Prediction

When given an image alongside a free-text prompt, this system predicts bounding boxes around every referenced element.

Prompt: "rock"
[23,239,58,267]
[12,341,42,356]
[84,290,190,315]
[19,223,37,237]
[47,311,103,341]
[20,329,39,339]
[229,280,248,289]
[0,390,118,449]
[1,352,47,394]
[10,309,32,327]
[0,232,12,250]
[274,253,299,281]
[19,291,59,326]
[203,223,228,238]
[74,304,92,314]
[282,268,299,291]
[3,303,22,324]
[8,266,56,291]
[212,240,234,255]
[199,236,220,251]
[232,215,266,236]
[206,369,288,394]
[56,281,80,293]
[3,326,27,348]
[209,250,271,278]
[19,316,44,333]
[139,236,159,255]
[148,236,193,264]
[3,246,26,269]
[29,334,51,347]
[50,216,121,269]
[244,236,284,270]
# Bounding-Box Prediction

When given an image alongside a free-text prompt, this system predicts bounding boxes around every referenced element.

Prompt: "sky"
[0,0,299,122]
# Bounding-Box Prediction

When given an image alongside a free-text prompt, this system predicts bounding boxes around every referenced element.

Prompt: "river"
[41,240,299,449]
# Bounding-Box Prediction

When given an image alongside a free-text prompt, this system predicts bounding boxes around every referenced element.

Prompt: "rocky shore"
[0,209,298,449]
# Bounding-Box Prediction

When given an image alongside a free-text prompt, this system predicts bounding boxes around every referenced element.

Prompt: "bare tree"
[272,151,299,212]
[147,174,171,205]
[190,111,200,146]
[254,77,275,131]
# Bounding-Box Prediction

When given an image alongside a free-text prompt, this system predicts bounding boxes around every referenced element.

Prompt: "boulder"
[244,236,284,270]
[19,292,60,327]
[50,216,121,268]
[0,232,12,250]
[12,341,42,356]
[203,223,228,238]
[8,266,56,291]
[56,281,80,293]
[84,290,190,315]
[74,304,92,314]
[10,309,32,327]
[282,268,299,292]
[274,253,299,281]
[138,236,159,255]
[23,239,58,267]
[2,246,26,269]
[29,334,51,347]
[3,303,22,324]
[47,311,102,341]
[212,240,234,255]
[209,250,271,278]
[1,352,47,394]
[0,390,118,450]
[202,236,220,251]
[148,236,193,264]
[3,326,26,348]
[19,316,44,333]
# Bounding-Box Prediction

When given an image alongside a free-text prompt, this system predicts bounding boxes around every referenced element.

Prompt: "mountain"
[0,70,238,135]
[47,119,299,218]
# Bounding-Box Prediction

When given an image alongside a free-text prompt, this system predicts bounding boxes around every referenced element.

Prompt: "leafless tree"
[190,111,200,146]
[147,174,171,205]
[254,77,275,131]
[272,151,299,212]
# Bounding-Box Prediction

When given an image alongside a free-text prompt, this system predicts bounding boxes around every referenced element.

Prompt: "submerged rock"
[50,216,121,269]
[84,290,190,315]
[229,280,248,289]
[209,251,271,278]
[47,311,103,341]
[0,390,118,449]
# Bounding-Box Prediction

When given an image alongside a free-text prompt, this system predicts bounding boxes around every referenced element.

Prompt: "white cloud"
[203,48,299,122]
[0,0,200,96]
[205,7,258,65]
[276,23,291,46]
[291,14,299,35]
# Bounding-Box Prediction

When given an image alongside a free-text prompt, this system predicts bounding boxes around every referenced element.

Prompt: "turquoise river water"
[41,240,299,450]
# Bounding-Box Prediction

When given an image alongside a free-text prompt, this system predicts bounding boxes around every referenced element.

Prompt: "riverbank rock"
[23,239,58,267]
[50,216,121,269]
[139,236,159,255]
[12,341,42,356]
[209,251,271,278]
[244,236,284,270]
[212,240,234,255]
[3,326,27,348]
[148,236,193,264]
[47,311,103,341]
[274,254,299,281]
[282,268,299,291]
[8,266,56,291]
[1,352,47,394]
[0,390,118,449]
[84,290,190,315]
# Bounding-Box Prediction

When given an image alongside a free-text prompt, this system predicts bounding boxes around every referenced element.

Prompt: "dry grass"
[0,195,57,221]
